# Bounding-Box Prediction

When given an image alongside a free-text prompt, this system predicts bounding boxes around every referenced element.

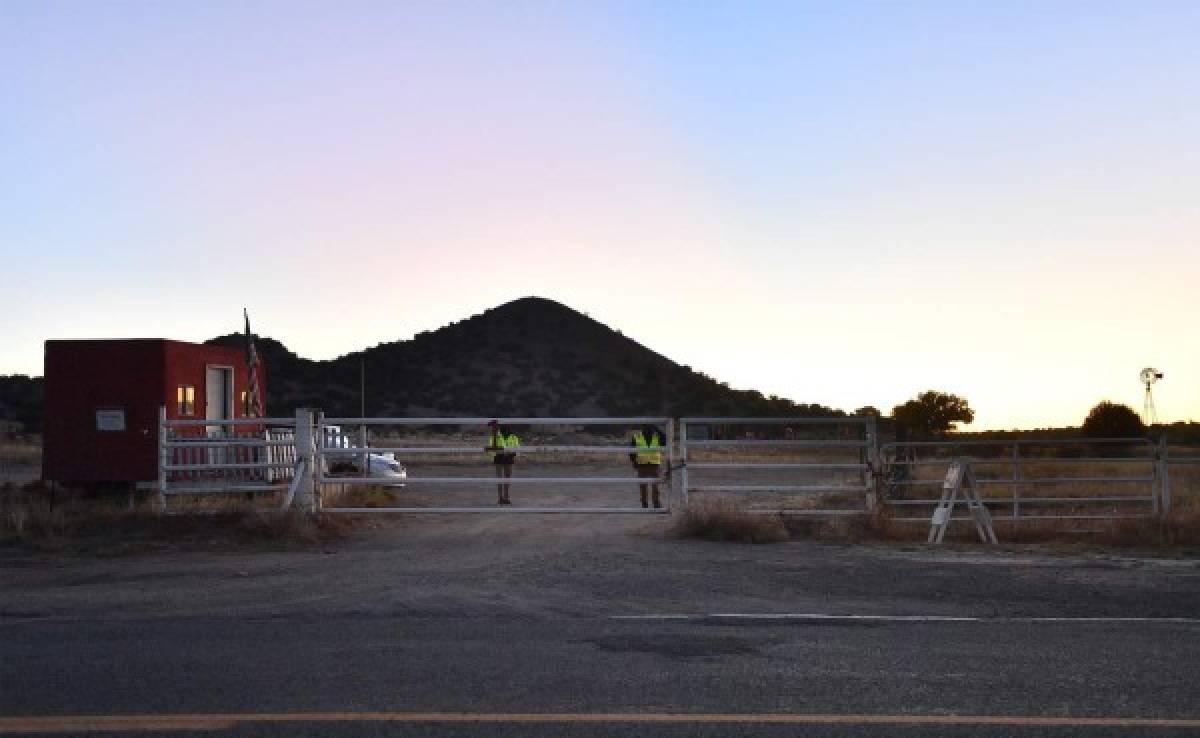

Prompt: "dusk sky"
[2,1,1197,429]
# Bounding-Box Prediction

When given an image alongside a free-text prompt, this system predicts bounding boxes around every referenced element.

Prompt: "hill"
[0,374,43,432]
[4,298,1199,437]
[206,297,842,419]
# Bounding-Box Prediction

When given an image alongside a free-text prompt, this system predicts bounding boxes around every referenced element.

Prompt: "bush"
[1081,401,1145,438]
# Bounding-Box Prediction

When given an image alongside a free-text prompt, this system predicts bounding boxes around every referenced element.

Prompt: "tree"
[1080,401,1145,438]
[891,390,974,439]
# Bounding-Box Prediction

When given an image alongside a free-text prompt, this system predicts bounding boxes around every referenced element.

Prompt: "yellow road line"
[3,712,1200,733]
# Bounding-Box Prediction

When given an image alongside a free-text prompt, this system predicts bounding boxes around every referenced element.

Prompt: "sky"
[1,1,1197,430]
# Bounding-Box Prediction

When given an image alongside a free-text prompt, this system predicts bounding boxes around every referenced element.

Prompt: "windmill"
[1139,367,1163,425]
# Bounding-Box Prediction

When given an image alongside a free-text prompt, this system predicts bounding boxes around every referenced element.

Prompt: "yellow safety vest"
[633,431,662,465]
[489,432,520,460]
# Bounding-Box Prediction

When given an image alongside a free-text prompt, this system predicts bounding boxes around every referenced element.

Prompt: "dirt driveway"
[4,506,1199,623]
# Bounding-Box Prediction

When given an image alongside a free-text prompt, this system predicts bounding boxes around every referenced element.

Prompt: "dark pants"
[494,462,513,503]
[636,464,661,508]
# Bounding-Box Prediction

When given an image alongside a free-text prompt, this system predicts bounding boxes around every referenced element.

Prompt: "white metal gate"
[314,415,674,514]
[679,416,877,515]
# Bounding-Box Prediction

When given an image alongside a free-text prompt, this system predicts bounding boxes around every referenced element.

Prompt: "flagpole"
[243,308,263,419]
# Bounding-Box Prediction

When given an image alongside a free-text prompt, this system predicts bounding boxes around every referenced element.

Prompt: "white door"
[205,367,234,436]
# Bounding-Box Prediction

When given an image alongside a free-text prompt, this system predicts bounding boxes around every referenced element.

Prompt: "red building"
[42,339,265,485]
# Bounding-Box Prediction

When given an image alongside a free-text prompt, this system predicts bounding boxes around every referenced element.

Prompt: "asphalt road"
[3,512,1200,737]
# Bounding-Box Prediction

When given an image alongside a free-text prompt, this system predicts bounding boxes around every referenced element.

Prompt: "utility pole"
[360,358,367,477]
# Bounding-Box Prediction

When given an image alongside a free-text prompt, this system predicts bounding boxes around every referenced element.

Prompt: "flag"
[244,308,265,418]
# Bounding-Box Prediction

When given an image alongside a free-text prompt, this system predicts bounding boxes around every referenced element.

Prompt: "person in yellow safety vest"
[629,424,664,509]
[485,419,520,505]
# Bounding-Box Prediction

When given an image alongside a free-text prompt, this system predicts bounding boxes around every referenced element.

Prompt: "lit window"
[240,391,249,415]
[177,385,195,416]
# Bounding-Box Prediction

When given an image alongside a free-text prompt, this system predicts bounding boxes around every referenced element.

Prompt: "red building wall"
[162,341,256,425]
[42,339,265,484]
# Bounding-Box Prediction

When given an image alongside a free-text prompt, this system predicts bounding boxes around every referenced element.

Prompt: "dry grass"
[896,458,1160,500]
[1169,460,1200,510]
[320,484,401,508]
[779,511,1200,551]
[671,500,789,543]
[781,510,895,543]
[0,482,355,555]
[0,439,41,463]
[867,503,1200,551]
[687,448,863,465]
[673,503,897,545]
[985,510,1200,549]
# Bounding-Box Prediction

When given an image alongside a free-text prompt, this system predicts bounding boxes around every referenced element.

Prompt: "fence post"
[680,421,689,509]
[316,410,326,513]
[1159,435,1171,515]
[1011,443,1021,521]
[663,418,674,513]
[157,405,168,513]
[360,422,369,479]
[293,408,317,514]
[865,414,878,512]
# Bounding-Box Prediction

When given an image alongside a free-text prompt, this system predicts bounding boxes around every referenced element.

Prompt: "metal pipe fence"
[881,437,1159,523]
[157,407,297,511]
[679,416,875,515]
[1161,444,1200,514]
[155,407,1197,523]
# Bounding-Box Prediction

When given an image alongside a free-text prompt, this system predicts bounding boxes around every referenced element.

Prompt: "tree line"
[881,389,1189,441]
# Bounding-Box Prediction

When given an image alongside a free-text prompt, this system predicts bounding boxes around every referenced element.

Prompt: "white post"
[1011,443,1021,521]
[680,421,689,508]
[293,408,317,513]
[316,410,326,513]
[665,417,675,512]
[157,405,168,513]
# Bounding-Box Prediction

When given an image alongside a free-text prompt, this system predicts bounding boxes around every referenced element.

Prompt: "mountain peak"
[495,295,569,310]
[208,299,841,418]
[485,296,591,321]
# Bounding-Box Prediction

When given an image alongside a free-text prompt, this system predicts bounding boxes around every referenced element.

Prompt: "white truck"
[321,425,407,481]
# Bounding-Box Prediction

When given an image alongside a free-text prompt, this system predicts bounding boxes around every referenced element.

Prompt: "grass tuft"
[672,500,789,544]
[321,484,399,509]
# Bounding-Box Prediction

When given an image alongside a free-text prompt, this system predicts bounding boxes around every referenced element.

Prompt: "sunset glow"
[2,1,1197,429]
